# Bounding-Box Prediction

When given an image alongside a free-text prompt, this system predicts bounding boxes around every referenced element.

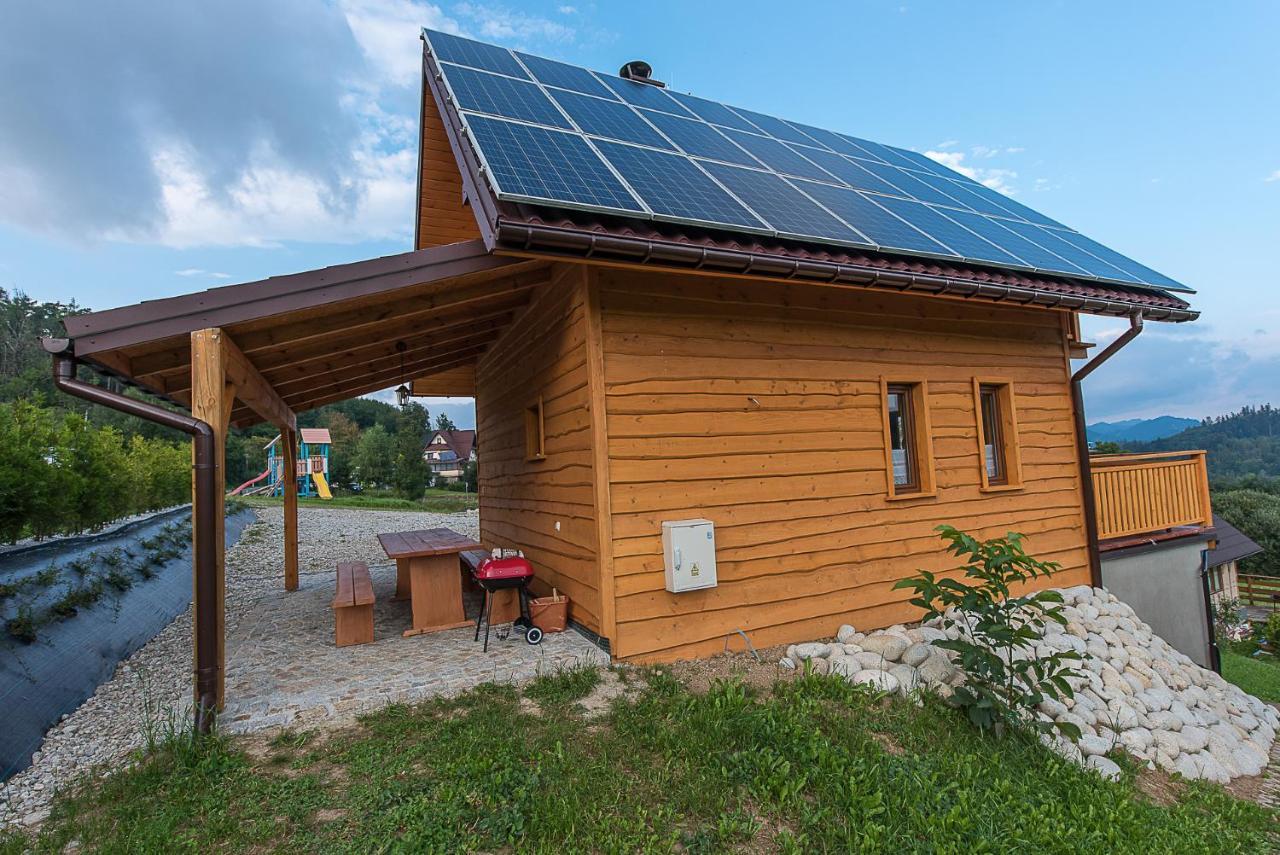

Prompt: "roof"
[265,428,333,449]
[421,33,1196,322]
[428,429,476,461]
[59,240,551,427]
[1208,514,1264,566]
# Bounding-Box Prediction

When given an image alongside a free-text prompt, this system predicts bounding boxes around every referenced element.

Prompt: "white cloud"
[339,0,459,88]
[175,268,231,279]
[557,5,578,13]
[1265,169,1280,183]
[453,3,574,44]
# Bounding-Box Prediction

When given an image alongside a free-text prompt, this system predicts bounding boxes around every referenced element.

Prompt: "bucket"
[530,588,569,633]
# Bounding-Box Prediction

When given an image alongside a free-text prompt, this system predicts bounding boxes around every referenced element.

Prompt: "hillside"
[1125,405,1280,485]
[1087,416,1198,443]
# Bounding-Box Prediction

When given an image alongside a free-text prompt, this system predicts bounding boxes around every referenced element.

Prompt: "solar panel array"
[424,29,1189,293]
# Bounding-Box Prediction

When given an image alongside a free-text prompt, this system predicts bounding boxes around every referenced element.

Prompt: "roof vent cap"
[619,60,665,88]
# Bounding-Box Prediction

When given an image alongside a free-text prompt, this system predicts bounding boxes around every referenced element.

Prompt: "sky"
[1,1,1277,423]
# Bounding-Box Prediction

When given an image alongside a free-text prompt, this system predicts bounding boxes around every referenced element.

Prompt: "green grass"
[2,668,1273,854]
[242,488,477,514]
[1223,648,1280,703]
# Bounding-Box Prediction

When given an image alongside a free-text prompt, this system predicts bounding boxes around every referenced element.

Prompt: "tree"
[353,424,396,489]
[434,412,457,432]
[324,411,360,489]
[1212,488,1280,577]
[393,402,431,498]
[1092,441,1122,454]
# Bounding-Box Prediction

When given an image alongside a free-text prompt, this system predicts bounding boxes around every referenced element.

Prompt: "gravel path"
[1,505,604,830]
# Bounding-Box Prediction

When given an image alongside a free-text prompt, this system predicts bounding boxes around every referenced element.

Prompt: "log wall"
[594,268,1091,661]
[475,265,602,633]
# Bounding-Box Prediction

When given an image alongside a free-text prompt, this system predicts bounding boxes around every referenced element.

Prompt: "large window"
[880,379,935,499]
[972,380,1022,490]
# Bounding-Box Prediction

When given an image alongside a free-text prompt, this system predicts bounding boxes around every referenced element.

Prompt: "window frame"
[971,379,1023,492]
[879,378,936,500]
[524,395,546,462]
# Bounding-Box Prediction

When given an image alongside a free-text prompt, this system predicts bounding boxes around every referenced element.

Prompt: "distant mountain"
[1087,416,1199,443]
[1125,404,1280,485]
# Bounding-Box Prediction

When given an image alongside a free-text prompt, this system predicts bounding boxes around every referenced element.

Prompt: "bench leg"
[335,603,374,647]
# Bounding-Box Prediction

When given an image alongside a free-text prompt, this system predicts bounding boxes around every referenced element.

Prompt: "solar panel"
[788,148,901,197]
[443,65,572,129]
[729,107,817,146]
[797,181,955,256]
[639,110,759,166]
[596,140,766,229]
[517,52,617,99]
[464,114,645,212]
[427,31,529,79]
[700,163,865,243]
[425,29,1191,294]
[720,129,836,182]
[664,91,759,132]
[598,75,694,116]
[873,197,1025,265]
[548,89,673,150]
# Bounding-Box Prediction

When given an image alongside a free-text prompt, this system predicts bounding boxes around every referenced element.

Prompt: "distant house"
[1207,514,1264,605]
[424,429,476,482]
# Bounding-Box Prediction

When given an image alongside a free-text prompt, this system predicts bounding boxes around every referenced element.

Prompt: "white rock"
[777,657,796,670]
[851,670,900,693]
[793,642,831,661]
[1085,755,1123,781]
[860,634,909,663]
[902,643,932,668]
[836,624,857,644]
[1078,734,1113,757]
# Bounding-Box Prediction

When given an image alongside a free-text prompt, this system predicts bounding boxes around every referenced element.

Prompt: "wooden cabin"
[49,30,1206,711]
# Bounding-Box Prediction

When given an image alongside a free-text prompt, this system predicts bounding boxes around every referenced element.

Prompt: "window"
[880,379,935,499]
[972,380,1022,490]
[524,396,545,461]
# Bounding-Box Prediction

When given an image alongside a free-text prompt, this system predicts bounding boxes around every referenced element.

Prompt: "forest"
[0,289,465,543]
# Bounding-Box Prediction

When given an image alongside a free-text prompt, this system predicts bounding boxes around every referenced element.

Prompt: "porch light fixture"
[395,341,410,407]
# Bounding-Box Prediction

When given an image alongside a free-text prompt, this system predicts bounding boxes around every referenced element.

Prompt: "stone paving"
[221,562,607,732]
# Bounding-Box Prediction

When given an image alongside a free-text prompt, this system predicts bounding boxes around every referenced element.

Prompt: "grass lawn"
[2,666,1273,854]
[1222,645,1280,704]
[241,489,477,514]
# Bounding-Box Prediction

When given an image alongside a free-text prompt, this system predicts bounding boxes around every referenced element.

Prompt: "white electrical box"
[662,518,717,593]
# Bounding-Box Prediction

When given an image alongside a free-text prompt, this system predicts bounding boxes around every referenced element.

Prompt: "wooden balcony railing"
[1090,450,1213,541]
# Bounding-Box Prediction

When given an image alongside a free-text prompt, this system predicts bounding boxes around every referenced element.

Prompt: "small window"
[972,380,1022,490]
[880,380,936,499]
[524,396,545,461]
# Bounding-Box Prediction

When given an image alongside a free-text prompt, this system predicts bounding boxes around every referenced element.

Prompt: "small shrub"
[1213,597,1251,644]
[5,605,39,644]
[33,565,59,588]
[1263,611,1280,650]
[101,549,123,568]
[104,568,133,594]
[67,556,92,577]
[893,526,1087,739]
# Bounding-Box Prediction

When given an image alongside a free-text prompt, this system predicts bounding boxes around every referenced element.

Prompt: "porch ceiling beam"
[219,331,296,433]
[268,337,493,402]
[126,266,547,381]
[272,353,484,420]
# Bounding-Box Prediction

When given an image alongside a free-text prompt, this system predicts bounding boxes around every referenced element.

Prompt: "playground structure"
[261,428,332,499]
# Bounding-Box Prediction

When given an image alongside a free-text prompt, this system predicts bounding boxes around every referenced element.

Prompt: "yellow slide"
[311,471,333,499]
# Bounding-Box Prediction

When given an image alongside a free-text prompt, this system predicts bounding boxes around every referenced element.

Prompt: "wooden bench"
[458,548,519,625]
[332,561,375,647]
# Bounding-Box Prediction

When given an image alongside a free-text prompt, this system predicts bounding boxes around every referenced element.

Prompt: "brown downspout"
[43,338,221,733]
[1070,314,1144,588]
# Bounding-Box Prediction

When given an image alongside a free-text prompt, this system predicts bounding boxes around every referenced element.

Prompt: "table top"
[377,528,482,559]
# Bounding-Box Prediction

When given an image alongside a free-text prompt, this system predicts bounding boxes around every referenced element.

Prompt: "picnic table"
[377,528,482,637]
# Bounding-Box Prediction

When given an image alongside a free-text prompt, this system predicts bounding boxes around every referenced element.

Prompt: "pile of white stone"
[780,585,1278,784]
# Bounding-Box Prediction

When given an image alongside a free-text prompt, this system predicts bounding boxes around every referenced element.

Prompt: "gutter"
[492,221,1199,323]
[43,338,220,733]
[1198,547,1222,674]
[1069,315,1144,588]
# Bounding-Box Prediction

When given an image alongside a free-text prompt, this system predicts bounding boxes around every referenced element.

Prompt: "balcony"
[1090,450,1213,542]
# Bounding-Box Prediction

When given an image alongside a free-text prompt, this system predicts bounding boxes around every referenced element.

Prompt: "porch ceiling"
[62,240,550,426]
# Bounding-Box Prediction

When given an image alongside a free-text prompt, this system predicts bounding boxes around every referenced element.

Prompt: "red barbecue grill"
[472,550,542,651]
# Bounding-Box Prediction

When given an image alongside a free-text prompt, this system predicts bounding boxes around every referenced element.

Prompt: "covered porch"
[47,239,560,722]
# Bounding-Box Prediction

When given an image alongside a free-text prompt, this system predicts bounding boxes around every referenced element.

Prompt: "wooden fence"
[1090,450,1213,541]
[1239,574,1280,615]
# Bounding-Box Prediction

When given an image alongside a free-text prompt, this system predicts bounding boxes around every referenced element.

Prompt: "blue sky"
[2,1,1276,422]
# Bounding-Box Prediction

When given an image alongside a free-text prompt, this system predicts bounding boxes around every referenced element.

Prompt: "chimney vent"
[619,60,665,88]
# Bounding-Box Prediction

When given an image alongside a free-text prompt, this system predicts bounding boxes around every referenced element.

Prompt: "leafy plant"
[893,526,1087,739]
[1213,597,1251,644]
[5,604,39,644]
[104,568,133,594]
[1263,611,1280,650]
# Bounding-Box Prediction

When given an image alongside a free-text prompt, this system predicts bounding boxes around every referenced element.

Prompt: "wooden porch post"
[190,329,234,709]
[283,427,299,591]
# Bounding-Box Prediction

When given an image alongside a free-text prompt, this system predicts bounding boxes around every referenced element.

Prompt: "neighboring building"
[1206,514,1264,605]
[50,30,1213,717]
[424,429,476,481]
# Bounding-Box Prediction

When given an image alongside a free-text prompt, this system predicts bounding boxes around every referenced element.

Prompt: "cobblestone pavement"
[1,505,607,829]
